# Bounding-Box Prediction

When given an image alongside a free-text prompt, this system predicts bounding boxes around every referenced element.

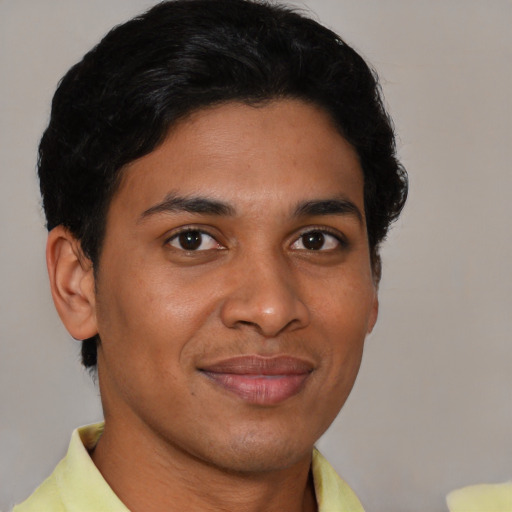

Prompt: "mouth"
[198,355,314,405]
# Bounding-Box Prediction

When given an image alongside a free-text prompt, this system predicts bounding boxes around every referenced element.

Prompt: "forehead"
[114,99,364,218]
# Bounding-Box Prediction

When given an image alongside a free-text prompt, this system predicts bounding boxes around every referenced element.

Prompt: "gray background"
[1,1,511,511]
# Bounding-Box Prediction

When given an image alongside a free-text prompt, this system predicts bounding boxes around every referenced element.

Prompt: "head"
[41,0,407,474]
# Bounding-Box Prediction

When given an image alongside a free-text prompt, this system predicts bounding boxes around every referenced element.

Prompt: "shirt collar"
[55,423,364,512]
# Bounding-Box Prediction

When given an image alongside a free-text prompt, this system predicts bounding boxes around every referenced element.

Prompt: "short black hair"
[38,0,408,368]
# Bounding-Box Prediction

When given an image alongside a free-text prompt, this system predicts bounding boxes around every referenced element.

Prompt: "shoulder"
[11,423,121,512]
[12,465,65,512]
[447,482,512,512]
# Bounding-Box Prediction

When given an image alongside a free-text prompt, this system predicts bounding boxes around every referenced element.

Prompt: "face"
[93,99,378,473]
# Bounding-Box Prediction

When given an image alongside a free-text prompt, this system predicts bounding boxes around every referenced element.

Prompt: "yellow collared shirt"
[14,423,364,512]
[447,483,512,512]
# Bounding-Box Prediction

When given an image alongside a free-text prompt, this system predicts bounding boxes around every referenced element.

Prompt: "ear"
[46,226,98,340]
[367,290,379,334]
[367,250,380,334]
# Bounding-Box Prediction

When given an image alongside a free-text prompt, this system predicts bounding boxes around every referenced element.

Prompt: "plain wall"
[1,1,511,511]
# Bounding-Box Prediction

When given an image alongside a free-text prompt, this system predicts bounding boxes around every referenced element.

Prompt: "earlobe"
[46,226,98,340]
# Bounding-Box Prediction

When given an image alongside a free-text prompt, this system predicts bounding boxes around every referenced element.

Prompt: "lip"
[199,355,314,405]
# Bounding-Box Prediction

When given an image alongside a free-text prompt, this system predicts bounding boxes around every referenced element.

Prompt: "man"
[14,0,407,510]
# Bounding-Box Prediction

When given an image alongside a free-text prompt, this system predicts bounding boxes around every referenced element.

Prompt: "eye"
[291,230,342,251]
[167,230,222,251]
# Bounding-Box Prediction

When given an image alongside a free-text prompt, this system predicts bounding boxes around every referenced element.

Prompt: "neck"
[91,416,317,512]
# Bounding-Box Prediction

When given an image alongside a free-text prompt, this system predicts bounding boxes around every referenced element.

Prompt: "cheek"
[98,258,201,338]
[311,275,374,389]
[95,272,199,420]
[314,276,375,342]
[95,260,227,398]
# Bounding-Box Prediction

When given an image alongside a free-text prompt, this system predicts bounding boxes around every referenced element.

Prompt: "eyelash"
[165,227,223,252]
[164,225,348,253]
[293,226,348,251]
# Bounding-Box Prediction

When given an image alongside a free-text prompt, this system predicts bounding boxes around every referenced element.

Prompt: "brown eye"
[302,231,325,250]
[168,230,221,251]
[291,230,341,251]
[178,231,202,250]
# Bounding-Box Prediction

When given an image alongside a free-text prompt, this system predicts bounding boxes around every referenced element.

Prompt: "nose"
[219,252,310,337]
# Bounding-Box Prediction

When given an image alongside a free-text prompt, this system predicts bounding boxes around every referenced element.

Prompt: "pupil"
[303,231,325,250]
[179,231,202,250]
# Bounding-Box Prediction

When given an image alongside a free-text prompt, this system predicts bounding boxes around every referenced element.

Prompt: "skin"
[48,99,378,512]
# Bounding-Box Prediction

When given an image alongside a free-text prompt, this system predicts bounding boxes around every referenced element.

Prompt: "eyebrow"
[293,198,363,224]
[140,193,363,224]
[139,193,235,221]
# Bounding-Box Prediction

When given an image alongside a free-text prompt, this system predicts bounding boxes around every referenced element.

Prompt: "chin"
[199,428,315,474]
